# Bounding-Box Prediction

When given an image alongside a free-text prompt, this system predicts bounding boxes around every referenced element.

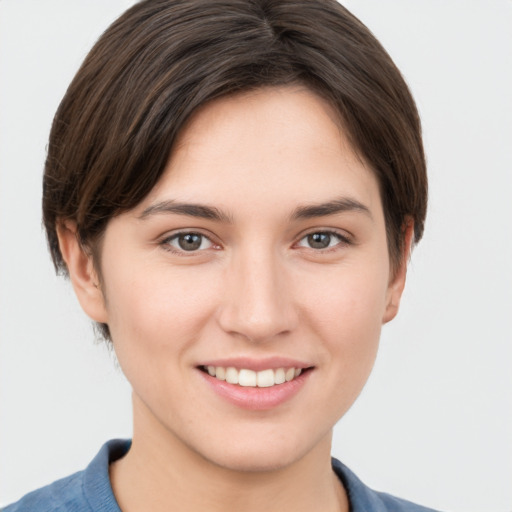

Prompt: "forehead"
[138,86,382,220]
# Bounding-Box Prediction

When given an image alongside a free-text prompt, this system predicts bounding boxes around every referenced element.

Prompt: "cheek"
[301,260,389,331]
[299,263,388,385]
[102,262,219,355]
[101,265,222,413]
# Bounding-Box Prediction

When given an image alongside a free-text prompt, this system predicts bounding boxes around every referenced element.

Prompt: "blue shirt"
[3,440,441,511]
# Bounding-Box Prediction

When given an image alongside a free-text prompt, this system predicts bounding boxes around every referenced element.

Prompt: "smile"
[200,365,304,388]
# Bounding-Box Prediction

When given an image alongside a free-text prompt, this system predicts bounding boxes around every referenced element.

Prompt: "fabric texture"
[3,439,441,511]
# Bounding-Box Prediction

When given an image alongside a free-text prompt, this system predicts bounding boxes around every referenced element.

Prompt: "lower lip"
[198,369,311,411]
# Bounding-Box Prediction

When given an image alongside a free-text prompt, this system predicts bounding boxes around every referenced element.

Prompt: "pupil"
[178,234,202,251]
[308,233,330,249]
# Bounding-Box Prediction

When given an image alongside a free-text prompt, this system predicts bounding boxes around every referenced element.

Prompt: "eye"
[296,231,348,250]
[162,232,214,252]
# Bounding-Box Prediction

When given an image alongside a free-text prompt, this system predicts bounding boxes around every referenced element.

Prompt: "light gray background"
[1,1,511,510]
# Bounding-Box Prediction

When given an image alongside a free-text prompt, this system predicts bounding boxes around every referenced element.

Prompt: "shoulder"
[331,458,443,512]
[3,440,129,512]
[2,471,86,512]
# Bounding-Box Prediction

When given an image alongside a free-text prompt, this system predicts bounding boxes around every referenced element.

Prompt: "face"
[63,87,407,472]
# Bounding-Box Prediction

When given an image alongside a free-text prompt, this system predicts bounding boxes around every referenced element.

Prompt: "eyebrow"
[291,197,372,220]
[138,200,233,223]
[138,196,371,223]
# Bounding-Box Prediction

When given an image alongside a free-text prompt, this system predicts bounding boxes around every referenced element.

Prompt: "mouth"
[197,361,314,410]
[198,365,312,388]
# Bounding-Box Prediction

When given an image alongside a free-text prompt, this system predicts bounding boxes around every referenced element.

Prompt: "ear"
[56,220,108,324]
[382,221,415,324]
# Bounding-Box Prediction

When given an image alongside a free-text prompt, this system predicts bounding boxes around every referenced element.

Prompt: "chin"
[206,447,302,474]
[190,426,330,474]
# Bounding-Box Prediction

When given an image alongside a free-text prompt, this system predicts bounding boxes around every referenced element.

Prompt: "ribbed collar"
[82,439,130,511]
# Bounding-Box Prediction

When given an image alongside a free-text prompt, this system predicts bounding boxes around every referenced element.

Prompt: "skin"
[58,86,412,512]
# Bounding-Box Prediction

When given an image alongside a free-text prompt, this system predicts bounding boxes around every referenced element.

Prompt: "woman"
[5,1,437,510]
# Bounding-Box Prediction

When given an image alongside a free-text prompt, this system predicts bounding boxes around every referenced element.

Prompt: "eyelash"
[159,229,352,255]
[160,231,217,255]
[295,230,352,252]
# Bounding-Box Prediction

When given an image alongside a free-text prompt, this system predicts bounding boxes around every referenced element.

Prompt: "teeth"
[225,367,239,385]
[274,368,286,385]
[239,369,257,387]
[256,369,274,388]
[203,366,305,387]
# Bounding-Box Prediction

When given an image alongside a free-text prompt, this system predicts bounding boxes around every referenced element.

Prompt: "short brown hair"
[43,0,427,338]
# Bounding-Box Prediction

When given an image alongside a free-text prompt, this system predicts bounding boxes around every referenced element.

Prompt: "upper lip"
[197,357,313,372]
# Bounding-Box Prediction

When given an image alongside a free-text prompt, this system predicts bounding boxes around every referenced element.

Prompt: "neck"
[110,395,349,512]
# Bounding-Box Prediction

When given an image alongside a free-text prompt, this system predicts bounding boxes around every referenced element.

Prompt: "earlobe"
[56,220,108,323]
[382,221,414,324]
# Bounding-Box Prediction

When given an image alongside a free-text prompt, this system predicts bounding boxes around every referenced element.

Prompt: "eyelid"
[294,228,353,250]
[156,227,352,255]
[159,229,221,254]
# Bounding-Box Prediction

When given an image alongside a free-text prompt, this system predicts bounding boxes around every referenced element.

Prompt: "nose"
[217,248,298,343]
